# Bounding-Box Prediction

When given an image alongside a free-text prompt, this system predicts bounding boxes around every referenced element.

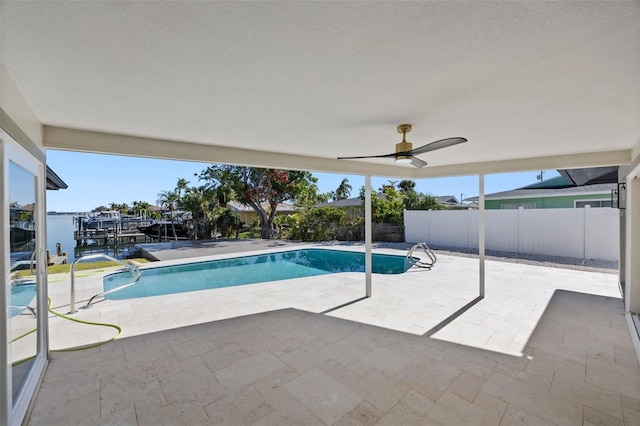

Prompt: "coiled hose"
[11,297,122,366]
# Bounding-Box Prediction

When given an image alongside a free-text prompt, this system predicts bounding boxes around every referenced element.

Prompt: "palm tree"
[175,178,190,199]
[334,178,352,201]
[157,190,179,241]
[212,184,235,207]
[216,209,241,238]
[179,186,217,240]
[131,200,151,218]
[398,180,416,193]
[109,202,129,213]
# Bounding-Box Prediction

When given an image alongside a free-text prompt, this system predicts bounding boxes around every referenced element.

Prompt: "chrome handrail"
[8,251,37,274]
[406,242,437,270]
[30,250,36,275]
[9,305,37,317]
[69,254,140,314]
[85,268,141,308]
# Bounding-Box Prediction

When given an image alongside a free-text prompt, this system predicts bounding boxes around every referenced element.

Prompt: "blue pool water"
[104,249,411,300]
[10,283,37,317]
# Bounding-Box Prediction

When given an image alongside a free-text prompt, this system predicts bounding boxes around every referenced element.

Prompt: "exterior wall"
[0,63,44,153]
[0,62,48,426]
[405,207,619,261]
[235,209,294,226]
[485,193,612,209]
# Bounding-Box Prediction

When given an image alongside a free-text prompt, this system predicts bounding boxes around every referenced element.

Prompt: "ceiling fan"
[337,124,467,168]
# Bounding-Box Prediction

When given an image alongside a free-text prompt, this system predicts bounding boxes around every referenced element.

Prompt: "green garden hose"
[11,297,122,366]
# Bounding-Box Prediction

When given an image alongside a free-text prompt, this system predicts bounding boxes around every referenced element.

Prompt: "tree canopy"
[198,165,321,239]
[157,190,180,240]
[360,180,446,225]
[333,178,352,201]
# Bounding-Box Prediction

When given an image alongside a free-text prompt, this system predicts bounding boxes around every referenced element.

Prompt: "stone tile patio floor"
[26,245,640,425]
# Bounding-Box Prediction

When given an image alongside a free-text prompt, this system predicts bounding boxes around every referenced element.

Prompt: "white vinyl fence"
[404,207,620,261]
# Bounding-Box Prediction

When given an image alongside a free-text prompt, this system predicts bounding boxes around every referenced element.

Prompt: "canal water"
[46,215,77,261]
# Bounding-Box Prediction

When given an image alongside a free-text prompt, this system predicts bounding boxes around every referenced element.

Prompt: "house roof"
[2,2,637,178]
[315,197,366,208]
[227,201,296,213]
[436,195,459,204]
[559,167,619,186]
[316,193,457,208]
[466,167,619,201]
[45,165,68,190]
[520,175,572,190]
[468,182,616,201]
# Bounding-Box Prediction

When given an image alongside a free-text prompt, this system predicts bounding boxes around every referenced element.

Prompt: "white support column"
[479,174,485,298]
[365,175,372,297]
[626,175,640,314]
[619,207,626,289]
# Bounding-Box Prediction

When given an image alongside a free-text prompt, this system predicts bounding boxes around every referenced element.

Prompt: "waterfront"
[46,214,144,262]
[46,214,76,261]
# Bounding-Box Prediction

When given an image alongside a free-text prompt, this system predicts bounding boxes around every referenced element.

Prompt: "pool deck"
[137,239,407,261]
[24,241,640,425]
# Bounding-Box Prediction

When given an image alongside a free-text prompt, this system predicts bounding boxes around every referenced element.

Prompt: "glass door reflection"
[8,160,38,405]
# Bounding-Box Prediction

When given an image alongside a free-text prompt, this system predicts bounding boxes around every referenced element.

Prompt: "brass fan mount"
[395,124,413,162]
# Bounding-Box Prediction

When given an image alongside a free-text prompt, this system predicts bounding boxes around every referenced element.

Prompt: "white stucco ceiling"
[1,1,638,177]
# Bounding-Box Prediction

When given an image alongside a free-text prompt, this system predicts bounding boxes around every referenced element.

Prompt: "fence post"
[518,206,524,255]
[427,209,433,245]
[468,207,473,249]
[583,205,590,260]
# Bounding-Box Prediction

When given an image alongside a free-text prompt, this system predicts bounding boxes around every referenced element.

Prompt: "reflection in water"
[8,161,38,405]
[9,283,37,317]
[279,249,411,274]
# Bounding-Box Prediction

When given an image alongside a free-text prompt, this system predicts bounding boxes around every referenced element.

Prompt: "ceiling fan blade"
[411,157,428,168]
[410,137,467,156]
[337,152,397,160]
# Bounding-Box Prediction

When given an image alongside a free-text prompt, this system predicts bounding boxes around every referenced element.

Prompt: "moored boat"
[138,221,189,240]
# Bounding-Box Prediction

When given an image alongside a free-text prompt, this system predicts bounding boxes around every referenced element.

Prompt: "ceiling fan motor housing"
[395,124,413,163]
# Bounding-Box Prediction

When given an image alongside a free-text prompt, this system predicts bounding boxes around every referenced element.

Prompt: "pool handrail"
[9,251,37,274]
[30,250,36,275]
[406,242,437,270]
[85,269,141,308]
[9,305,37,317]
[69,254,141,313]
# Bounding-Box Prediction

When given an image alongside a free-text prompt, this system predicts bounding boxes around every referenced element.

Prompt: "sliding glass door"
[1,136,48,426]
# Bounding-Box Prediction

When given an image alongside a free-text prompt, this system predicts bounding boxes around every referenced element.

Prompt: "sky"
[45,150,559,213]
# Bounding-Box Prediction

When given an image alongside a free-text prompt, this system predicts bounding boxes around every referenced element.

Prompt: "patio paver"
[24,245,640,425]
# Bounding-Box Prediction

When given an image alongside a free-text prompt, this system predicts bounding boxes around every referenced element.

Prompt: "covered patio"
[1,2,639,425]
[30,244,635,425]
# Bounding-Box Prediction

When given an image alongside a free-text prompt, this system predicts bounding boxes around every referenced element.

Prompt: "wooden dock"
[48,254,68,266]
[48,242,68,265]
[73,230,151,245]
[70,217,156,259]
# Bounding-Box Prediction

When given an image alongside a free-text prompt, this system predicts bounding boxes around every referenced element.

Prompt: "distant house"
[315,196,365,210]
[435,195,476,210]
[316,194,463,212]
[468,168,617,209]
[436,195,458,205]
[227,201,296,225]
[313,196,369,221]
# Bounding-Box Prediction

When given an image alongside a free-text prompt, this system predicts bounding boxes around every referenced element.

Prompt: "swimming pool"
[10,282,36,317]
[104,248,411,300]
